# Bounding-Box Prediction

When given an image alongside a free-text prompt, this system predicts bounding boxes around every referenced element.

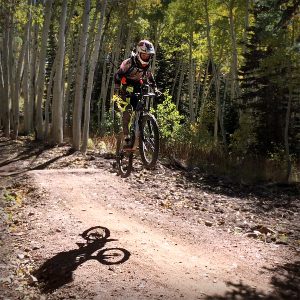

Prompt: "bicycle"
[114,79,160,178]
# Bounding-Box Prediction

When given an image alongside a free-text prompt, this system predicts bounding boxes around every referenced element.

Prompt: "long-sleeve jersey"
[114,55,156,88]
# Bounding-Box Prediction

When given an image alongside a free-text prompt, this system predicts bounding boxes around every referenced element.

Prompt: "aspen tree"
[176,62,186,109]
[82,0,108,153]
[204,0,222,145]
[2,7,11,137]
[228,0,240,102]
[72,0,90,150]
[52,0,67,144]
[13,1,32,138]
[35,0,53,140]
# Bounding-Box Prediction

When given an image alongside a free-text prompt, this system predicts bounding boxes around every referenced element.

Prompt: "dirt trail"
[16,168,297,299]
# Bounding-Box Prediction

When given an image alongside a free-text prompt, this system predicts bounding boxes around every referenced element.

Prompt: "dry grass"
[160,141,299,184]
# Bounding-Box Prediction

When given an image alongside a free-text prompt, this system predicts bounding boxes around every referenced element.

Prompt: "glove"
[155,88,162,97]
[155,89,164,103]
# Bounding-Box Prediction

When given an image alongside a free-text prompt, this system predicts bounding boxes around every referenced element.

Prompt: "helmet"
[136,39,155,67]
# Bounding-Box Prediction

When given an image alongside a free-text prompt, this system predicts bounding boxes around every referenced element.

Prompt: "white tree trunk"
[171,59,181,100]
[194,64,202,117]
[188,29,195,122]
[284,76,292,182]
[151,23,162,75]
[62,0,77,122]
[2,13,11,137]
[23,31,31,134]
[13,5,32,138]
[29,9,39,135]
[64,35,76,131]
[8,14,16,139]
[52,0,67,144]
[99,55,107,132]
[199,71,214,122]
[0,52,4,128]
[44,56,57,139]
[216,72,227,148]
[103,23,122,129]
[125,28,133,58]
[86,2,101,65]
[204,0,221,145]
[124,1,137,58]
[72,0,90,150]
[243,0,250,55]
[228,0,240,102]
[35,0,53,140]
[176,62,186,109]
[81,0,107,153]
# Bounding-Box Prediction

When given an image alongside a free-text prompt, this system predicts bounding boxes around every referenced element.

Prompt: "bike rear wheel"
[116,133,133,178]
[139,113,159,169]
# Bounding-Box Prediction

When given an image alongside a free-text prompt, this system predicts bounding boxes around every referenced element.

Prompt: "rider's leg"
[122,109,131,137]
[122,85,138,148]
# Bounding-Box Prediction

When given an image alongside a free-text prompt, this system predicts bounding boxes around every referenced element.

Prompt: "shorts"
[125,80,141,110]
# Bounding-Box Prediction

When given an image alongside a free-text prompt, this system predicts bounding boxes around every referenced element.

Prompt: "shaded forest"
[0,0,299,183]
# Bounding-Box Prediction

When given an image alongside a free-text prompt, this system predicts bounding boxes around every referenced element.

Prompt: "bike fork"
[131,113,140,150]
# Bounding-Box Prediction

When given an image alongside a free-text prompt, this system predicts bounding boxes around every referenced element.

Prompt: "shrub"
[229,113,257,159]
[153,92,183,141]
[87,138,95,150]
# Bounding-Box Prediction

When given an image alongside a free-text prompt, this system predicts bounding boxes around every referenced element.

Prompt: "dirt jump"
[0,137,299,299]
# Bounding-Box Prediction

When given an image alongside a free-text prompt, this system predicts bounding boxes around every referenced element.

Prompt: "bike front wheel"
[139,113,159,169]
[116,133,133,178]
[97,247,131,265]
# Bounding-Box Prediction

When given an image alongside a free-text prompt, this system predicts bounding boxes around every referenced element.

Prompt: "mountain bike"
[114,80,160,178]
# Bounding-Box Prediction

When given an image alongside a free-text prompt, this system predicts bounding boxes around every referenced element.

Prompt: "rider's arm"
[114,58,132,89]
[147,71,159,92]
[147,71,163,101]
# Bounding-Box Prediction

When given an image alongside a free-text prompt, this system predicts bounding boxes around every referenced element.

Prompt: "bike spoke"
[116,134,133,177]
[143,139,155,153]
[139,114,159,170]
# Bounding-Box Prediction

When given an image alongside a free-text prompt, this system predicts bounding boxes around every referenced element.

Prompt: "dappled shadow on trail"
[0,141,50,168]
[0,147,75,177]
[30,148,76,170]
[162,162,299,211]
[32,226,131,293]
[182,169,299,217]
[160,157,299,201]
[0,139,16,146]
[205,261,300,300]
[179,168,300,200]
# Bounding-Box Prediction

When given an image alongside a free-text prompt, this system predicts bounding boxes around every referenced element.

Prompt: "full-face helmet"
[136,39,155,67]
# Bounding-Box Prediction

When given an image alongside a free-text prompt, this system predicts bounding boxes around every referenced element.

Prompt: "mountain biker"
[114,39,160,149]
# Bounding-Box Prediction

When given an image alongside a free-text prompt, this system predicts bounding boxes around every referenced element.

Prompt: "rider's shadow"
[32,226,130,293]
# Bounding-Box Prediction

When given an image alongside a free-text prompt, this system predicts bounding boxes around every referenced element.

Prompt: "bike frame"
[127,84,156,152]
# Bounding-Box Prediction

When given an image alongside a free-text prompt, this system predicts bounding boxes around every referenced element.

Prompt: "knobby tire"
[116,133,133,178]
[139,113,159,169]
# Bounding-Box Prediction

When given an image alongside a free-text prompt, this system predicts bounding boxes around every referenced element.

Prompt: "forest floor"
[0,135,299,300]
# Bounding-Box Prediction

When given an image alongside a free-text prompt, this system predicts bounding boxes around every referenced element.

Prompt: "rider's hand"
[155,89,164,103]
[155,88,162,97]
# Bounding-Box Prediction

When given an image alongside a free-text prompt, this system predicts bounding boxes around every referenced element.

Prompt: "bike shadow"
[32,226,130,293]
